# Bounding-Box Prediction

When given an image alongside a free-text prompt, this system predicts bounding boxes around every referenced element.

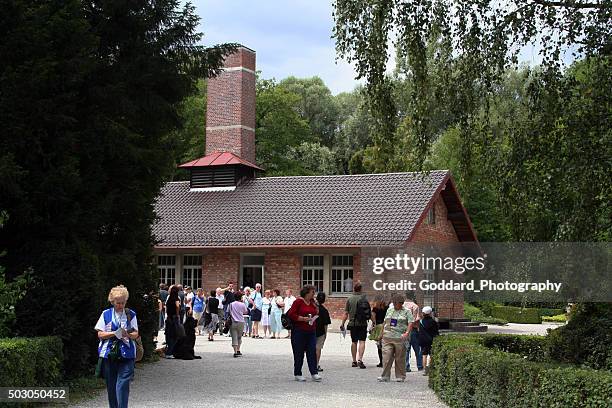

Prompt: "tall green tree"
[0,0,234,376]
[278,76,340,147]
[255,78,314,175]
[333,0,611,171]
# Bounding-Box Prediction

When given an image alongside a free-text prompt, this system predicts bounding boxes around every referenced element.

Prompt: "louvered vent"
[191,167,236,188]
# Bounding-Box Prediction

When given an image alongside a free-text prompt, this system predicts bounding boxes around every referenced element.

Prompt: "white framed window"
[157,255,176,286]
[302,255,324,292]
[331,255,354,294]
[426,205,436,225]
[182,255,202,289]
[423,268,435,308]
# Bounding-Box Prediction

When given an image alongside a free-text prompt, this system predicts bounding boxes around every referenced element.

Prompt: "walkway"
[75,330,447,407]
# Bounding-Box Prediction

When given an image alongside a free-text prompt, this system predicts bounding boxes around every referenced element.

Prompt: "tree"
[169,79,207,180]
[333,0,611,171]
[255,78,314,175]
[279,77,341,147]
[0,0,234,376]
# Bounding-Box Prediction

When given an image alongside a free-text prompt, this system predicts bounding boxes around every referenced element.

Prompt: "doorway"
[240,254,265,289]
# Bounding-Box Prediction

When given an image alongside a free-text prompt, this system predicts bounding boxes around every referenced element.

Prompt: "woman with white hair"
[94,285,139,408]
[418,306,439,375]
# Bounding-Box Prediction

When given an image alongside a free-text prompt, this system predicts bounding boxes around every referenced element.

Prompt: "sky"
[193,0,362,95]
[192,1,570,95]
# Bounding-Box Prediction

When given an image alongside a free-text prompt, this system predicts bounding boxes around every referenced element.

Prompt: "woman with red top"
[287,285,321,382]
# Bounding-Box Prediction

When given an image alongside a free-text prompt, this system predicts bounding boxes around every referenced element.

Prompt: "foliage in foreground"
[0,337,63,387]
[430,334,612,408]
[0,0,234,377]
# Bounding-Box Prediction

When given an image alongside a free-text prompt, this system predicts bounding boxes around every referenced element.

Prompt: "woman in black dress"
[164,285,181,358]
[370,294,389,367]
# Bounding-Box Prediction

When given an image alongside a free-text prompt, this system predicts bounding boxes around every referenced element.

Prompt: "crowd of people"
[94,281,440,407]
[157,282,303,359]
[157,281,439,383]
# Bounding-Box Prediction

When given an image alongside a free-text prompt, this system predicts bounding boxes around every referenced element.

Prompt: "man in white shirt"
[343,276,353,293]
[283,289,296,338]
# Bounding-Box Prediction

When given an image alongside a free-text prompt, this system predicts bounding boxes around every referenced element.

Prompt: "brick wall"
[205,46,256,163]
[410,194,464,318]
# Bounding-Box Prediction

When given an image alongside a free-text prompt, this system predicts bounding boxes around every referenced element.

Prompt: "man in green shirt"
[340,283,370,369]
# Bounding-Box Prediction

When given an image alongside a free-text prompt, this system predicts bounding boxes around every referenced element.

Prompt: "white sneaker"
[294,375,306,382]
[377,376,390,382]
[395,378,405,382]
[311,374,322,382]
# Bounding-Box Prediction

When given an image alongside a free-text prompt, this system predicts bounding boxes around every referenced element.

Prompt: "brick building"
[153,46,478,318]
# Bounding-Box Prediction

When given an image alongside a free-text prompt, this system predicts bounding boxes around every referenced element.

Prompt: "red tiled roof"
[178,151,263,171]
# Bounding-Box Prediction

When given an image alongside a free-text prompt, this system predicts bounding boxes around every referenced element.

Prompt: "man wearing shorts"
[340,283,370,369]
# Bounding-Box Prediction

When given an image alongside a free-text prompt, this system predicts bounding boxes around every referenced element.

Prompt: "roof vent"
[178,151,262,191]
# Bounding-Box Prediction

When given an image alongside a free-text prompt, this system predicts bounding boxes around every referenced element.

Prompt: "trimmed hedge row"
[0,337,63,387]
[430,334,612,408]
[538,308,565,317]
[491,305,542,323]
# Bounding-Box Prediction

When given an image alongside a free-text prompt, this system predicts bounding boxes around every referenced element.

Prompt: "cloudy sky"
[192,1,559,95]
[193,0,361,95]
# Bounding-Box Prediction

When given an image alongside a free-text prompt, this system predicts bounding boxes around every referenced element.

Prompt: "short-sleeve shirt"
[251,291,263,310]
[345,293,368,327]
[316,305,332,337]
[207,297,219,314]
[229,301,248,323]
[283,296,295,313]
[383,307,413,340]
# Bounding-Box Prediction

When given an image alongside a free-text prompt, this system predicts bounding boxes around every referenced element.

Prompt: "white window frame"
[302,254,325,293]
[157,254,176,286]
[423,267,435,308]
[182,254,202,290]
[331,254,354,295]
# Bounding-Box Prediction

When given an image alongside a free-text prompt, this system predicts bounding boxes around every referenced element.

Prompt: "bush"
[547,303,612,370]
[543,314,567,323]
[491,305,541,323]
[539,308,565,317]
[463,303,484,319]
[430,334,612,408]
[0,337,63,386]
[472,316,508,325]
[481,334,549,362]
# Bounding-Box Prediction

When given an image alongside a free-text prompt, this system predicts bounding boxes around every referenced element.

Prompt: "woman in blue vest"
[95,285,139,408]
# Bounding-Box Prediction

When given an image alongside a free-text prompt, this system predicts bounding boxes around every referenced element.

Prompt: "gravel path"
[75,330,447,408]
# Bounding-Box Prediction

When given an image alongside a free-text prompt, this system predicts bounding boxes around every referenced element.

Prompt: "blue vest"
[98,308,136,359]
[192,296,204,312]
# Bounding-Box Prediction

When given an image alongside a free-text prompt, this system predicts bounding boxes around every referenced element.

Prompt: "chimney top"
[205,46,256,163]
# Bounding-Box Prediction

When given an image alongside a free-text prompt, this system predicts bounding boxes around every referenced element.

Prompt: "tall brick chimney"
[205,46,256,163]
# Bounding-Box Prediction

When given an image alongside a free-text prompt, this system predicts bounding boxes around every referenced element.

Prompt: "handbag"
[223,302,234,334]
[95,357,105,378]
[368,324,383,341]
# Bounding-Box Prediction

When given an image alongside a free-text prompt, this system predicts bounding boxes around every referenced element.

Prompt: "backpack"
[354,295,371,323]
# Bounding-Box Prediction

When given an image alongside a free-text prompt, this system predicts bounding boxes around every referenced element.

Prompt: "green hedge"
[430,334,612,408]
[491,305,542,323]
[539,308,565,317]
[543,314,567,323]
[0,337,63,387]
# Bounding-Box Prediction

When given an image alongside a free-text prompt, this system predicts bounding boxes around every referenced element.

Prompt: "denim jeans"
[405,329,423,370]
[291,328,317,376]
[103,358,135,408]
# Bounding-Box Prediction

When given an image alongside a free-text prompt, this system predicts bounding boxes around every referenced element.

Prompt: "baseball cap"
[422,306,433,315]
